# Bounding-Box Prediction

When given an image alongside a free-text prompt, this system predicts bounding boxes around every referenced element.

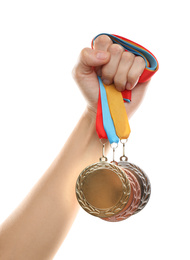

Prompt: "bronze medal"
[118,160,151,214]
[102,166,141,222]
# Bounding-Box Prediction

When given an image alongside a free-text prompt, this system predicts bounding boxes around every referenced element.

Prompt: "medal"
[76,140,131,218]
[118,139,151,215]
[118,161,151,214]
[76,33,159,221]
[75,157,131,218]
[101,141,142,221]
[101,167,141,221]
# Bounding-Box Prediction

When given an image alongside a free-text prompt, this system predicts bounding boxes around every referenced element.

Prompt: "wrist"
[85,105,97,121]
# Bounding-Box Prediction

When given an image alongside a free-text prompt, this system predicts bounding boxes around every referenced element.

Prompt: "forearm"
[0,108,108,260]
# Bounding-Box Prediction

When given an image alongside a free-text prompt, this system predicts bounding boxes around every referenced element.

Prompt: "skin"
[0,35,150,260]
[73,35,148,118]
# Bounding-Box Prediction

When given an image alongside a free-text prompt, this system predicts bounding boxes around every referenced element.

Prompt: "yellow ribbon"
[103,82,131,140]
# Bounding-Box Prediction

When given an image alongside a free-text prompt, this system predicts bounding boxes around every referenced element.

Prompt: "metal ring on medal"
[118,161,151,214]
[76,162,131,218]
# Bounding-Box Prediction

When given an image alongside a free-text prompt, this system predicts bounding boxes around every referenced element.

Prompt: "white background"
[0,0,190,259]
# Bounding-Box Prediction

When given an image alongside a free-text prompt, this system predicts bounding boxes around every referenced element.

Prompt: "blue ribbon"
[98,76,119,144]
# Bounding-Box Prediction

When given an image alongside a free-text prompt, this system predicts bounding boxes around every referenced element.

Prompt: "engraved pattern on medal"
[104,168,141,222]
[119,162,151,214]
[76,163,131,218]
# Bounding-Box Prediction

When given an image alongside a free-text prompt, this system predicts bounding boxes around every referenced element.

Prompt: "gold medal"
[76,143,131,218]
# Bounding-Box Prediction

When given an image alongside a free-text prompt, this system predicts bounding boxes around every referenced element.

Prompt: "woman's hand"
[73,35,150,118]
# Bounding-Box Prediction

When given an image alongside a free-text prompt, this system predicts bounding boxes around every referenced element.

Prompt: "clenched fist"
[73,35,150,118]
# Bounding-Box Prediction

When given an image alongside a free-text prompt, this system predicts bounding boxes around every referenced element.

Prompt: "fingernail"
[96,51,108,60]
[126,82,132,90]
[102,78,110,85]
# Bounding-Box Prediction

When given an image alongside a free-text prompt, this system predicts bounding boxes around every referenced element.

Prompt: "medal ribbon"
[104,82,131,140]
[92,33,159,143]
[98,76,119,144]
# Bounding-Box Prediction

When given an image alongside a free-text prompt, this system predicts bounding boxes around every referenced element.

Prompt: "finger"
[101,44,124,85]
[126,56,146,90]
[114,51,135,91]
[93,35,113,76]
[72,48,110,81]
[94,34,113,51]
[124,81,150,118]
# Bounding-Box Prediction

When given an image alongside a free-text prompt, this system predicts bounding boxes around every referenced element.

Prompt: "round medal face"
[118,161,151,214]
[102,168,141,222]
[76,162,131,218]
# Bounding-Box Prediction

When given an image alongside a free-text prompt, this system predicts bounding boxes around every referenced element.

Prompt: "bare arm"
[0,35,149,260]
[0,108,108,260]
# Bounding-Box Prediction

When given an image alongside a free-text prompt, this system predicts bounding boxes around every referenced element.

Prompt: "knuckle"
[123,51,135,62]
[135,56,146,67]
[95,35,112,46]
[109,44,124,55]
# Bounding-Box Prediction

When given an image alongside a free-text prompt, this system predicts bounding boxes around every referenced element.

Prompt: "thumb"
[74,48,110,76]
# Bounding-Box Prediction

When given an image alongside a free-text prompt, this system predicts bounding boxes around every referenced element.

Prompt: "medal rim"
[118,161,151,214]
[102,167,141,222]
[76,161,131,218]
